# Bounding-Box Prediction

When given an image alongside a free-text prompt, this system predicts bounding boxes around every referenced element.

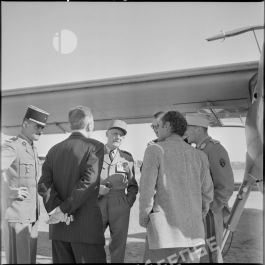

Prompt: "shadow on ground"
[127,232,146,240]
[223,208,263,263]
[35,208,263,263]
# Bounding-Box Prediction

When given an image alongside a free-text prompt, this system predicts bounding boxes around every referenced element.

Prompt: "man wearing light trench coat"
[139,111,214,263]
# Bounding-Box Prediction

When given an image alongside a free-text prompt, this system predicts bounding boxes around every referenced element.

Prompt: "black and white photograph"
[1,1,263,263]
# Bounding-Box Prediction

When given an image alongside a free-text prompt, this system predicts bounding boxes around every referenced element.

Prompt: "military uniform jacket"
[1,135,40,223]
[197,136,234,213]
[100,146,138,206]
[38,132,105,244]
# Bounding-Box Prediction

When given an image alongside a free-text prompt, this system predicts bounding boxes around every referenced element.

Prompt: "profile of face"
[156,118,169,140]
[106,128,125,149]
[85,118,94,135]
[184,125,197,144]
[151,116,163,137]
[23,120,44,141]
[151,121,159,137]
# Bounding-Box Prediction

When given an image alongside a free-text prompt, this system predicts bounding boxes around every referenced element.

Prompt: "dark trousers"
[3,220,38,264]
[98,191,131,263]
[201,209,223,263]
[52,240,106,263]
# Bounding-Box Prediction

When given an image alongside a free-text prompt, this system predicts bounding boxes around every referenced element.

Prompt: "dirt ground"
[1,191,263,264]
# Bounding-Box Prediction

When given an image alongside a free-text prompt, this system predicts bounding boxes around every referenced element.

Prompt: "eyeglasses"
[151,124,159,130]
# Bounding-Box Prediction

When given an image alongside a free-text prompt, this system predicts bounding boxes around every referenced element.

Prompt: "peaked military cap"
[24,105,50,126]
[185,113,209,128]
[108,119,127,135]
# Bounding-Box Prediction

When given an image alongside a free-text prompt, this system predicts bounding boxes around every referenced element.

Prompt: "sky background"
[1,2,264,161]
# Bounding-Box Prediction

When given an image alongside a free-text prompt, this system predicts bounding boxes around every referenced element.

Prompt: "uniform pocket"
[19,162,35,178]
[19,162,36,189]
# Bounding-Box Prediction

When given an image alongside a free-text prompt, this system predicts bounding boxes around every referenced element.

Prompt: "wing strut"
[206,102,223,127]
[206,25,264,53]
[206,26,264,255]
[55,123,68,134]
[252,30,261,53]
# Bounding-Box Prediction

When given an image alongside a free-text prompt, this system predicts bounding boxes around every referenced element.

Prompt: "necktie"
[109,150,115,161]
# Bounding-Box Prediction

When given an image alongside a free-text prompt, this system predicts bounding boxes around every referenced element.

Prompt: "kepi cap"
[24,105,50,126]
[185,113,209,128]
[108,119,127,135]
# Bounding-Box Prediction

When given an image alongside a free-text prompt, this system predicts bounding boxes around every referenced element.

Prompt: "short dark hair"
[161,111,187,136]
[153,111,165,119]
[68,106,93,130]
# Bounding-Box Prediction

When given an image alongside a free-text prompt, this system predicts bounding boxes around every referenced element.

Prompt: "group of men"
[140,111,234,263]
[1,104,234,263]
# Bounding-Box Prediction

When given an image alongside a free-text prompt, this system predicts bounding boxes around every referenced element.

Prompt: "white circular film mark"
[52,29,77,54]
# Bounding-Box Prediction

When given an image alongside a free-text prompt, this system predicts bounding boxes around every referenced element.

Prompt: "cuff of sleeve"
[139,216,149,228]
[210,200,224,214]
[59,201,70,214]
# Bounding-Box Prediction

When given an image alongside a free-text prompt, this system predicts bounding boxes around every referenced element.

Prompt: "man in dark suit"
[38,105,106,263]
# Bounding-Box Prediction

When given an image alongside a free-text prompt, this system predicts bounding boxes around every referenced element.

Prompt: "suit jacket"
[1,134,40,223]
[100,146,138,206]
[38,132,105,244]
[139,134,214,249]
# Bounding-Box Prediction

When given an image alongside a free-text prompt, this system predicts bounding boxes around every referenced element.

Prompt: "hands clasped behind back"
[46,206,74,225]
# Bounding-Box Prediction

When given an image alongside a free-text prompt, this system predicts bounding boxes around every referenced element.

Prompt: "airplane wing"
[2,60,258,135]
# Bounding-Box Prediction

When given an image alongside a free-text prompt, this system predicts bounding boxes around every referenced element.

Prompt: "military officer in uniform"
[184,113,234,263]
[98,119,139,263]
[1,105,49,264]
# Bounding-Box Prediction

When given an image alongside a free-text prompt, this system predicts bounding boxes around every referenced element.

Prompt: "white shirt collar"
[71,129,89,138]
[105,145,118,155]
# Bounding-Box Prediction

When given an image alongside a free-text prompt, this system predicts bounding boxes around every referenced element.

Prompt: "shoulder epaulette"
[209,138,220,144]
[5,136,18,143]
